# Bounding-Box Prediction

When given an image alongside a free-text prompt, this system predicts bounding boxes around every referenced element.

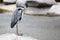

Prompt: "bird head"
[17,7,25,14]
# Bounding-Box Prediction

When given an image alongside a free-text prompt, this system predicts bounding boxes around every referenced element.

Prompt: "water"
[0,13,60,40]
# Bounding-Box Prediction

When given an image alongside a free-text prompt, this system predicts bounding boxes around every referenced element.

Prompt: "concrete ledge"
[0,4,50,16]
[24,13,47,16]
[0,4,16,13]
[0,2,60,16]
[1,4,60,16]
[0,9,12,13]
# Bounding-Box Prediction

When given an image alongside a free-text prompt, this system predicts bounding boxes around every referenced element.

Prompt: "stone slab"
[47,5,60,15]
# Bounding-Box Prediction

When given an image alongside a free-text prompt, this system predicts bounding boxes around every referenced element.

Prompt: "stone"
[0,33,37,40]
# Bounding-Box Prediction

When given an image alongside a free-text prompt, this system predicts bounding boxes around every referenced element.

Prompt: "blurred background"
[0,0,60,40]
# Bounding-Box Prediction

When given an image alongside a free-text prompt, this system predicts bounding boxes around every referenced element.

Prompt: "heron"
[11,7,25,35]
[10,0,29,36]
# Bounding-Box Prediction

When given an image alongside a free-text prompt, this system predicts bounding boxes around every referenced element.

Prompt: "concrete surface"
[0,33,37,40]
[0,13,60,40]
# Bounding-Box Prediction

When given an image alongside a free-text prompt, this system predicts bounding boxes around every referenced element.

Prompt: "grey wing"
[11,9,19,28]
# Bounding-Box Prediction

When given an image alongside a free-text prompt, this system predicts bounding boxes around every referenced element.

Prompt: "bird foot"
[17,33,23,36]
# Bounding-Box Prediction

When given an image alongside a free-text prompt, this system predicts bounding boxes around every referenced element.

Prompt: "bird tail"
[11,20,18,28]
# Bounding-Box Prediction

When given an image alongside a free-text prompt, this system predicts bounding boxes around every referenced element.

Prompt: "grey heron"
[10,0,28,35]
[11,7,25,35]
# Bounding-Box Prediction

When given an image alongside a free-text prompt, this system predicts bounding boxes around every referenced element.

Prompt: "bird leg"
[16,24,19,35]
[16,23,23,36]
[15,24,19,40]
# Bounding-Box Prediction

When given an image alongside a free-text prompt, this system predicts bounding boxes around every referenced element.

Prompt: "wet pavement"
[0,13,60,40]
